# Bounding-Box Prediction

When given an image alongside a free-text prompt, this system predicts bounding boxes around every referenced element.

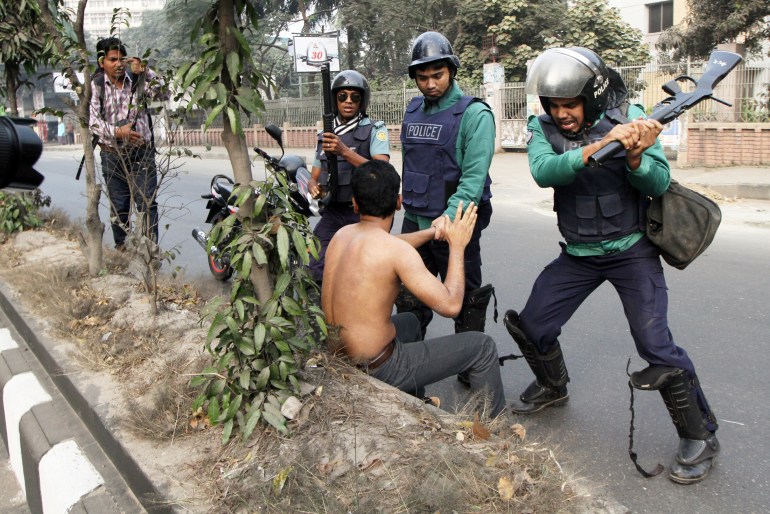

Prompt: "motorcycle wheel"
[208,252,233,281]
[207,213,234,281]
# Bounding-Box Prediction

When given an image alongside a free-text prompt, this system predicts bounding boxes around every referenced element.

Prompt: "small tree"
[175,0,323,441]
[38,0,106,276]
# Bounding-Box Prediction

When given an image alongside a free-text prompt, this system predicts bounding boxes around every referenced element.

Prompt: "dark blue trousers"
[309,202,359,282]
[519,236,715,429]
[400,201,493,332]
[101,147,159,247]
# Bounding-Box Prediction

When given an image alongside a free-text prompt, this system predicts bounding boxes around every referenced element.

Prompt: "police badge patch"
[376,131,387,142]
[526,129,533,145]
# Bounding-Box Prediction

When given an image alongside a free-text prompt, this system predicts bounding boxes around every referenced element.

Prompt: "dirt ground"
[0,219,627,513]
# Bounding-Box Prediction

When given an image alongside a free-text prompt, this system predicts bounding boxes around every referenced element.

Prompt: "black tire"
[208,252,233,281]
[207,213,234,281]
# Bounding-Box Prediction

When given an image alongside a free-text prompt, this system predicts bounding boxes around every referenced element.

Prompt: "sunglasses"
[336,92,362,103]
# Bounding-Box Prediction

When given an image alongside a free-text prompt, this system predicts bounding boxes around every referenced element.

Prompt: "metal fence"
[615,59,770,123]
[177,59,769,130]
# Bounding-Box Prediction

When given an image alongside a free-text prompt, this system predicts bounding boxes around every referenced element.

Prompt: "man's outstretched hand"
[443,201,477,249]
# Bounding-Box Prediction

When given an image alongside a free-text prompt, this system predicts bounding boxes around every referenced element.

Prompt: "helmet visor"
[525,49,597,99]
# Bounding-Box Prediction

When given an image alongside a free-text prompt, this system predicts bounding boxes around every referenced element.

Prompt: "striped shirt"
[89,69,167,149]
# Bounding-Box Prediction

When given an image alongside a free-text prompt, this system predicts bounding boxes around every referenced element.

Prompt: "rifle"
[588,50,743,167]
[320,63,338,194]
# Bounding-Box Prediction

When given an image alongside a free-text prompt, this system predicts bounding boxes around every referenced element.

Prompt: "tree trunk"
[38,0,105,275]
[6,63,19,117]
[218,0,274,304]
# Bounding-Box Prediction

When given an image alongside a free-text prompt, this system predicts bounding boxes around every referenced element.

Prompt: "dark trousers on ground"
[371,313,506,417]
[400,201,493,333]
[308,202,359,283]
[519,236,716,430]
[100,147,159,247]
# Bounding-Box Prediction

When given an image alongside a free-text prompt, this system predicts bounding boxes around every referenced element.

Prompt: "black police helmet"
[408,31,461,79]
[331,70,370,116]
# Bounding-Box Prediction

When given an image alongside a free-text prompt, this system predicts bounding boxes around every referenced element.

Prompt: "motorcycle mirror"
[265,123,284,152]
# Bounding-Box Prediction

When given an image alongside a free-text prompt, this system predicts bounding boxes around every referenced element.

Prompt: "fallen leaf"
[280,396,302,420]
[358,456,384,475]
[511,423,526,439]
[498,476,515,500]
[472,414,491,440]
[272,466,292,495]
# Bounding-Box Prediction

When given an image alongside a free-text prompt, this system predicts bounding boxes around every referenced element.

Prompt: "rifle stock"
[320,63,338,194]
[588,50,742,167]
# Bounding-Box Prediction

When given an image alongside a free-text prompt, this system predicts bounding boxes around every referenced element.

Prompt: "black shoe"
[669,435,720,484]
[510,380,569,414]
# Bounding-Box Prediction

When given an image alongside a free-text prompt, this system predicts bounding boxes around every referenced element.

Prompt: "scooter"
[192,123,321,281]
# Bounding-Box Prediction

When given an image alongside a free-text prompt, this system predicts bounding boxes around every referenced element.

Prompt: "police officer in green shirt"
[397,32,497,355]
[504,47,719,484]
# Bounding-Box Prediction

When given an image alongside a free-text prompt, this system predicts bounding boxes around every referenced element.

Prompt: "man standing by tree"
[307,70,390,285]
[397,31,496,354]
[89,37,167,250]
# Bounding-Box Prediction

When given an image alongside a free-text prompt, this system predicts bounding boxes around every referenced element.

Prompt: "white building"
[62,0,166,39]
[607,0,681,54]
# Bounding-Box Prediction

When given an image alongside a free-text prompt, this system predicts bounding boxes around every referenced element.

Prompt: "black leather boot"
[455,284,497,386]
[504,310,570,414]
[669,435,720,484]
[510,380,569,414]
[659,371,720,484]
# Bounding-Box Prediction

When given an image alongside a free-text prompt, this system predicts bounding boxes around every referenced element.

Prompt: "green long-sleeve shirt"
[527,104,671,256]
[403,82,495,229]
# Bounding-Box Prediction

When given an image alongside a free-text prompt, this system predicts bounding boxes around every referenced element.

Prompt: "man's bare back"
[322,224,407,358]
[323,201,477,360]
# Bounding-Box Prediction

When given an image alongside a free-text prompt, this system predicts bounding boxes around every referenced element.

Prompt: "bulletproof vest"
[539,109,644,243]
[401,96,492,218]
[318,121,375,203]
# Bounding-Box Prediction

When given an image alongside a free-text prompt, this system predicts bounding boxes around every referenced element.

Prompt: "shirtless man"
[322,160,506,417]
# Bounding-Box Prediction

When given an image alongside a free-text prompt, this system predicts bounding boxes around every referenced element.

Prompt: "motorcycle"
[192,123,321,281]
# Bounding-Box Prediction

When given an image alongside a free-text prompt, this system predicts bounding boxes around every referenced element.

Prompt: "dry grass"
[204,352,592,514]
[0,221,603,513]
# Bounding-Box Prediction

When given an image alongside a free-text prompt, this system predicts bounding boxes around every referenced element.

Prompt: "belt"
[355,339,395,372]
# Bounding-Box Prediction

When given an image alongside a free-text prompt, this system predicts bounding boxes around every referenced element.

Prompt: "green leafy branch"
[192,171,325,443]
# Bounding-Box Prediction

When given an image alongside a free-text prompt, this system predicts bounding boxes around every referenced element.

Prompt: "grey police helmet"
[408,31,461,79]
[331,70,370,116]
[525,47,611,126]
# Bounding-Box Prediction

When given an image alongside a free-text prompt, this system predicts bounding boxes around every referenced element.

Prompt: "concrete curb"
[0,283,160,513]
[0,330,109,513]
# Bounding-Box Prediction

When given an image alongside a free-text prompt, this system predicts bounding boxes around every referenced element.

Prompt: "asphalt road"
[17,150,770,513]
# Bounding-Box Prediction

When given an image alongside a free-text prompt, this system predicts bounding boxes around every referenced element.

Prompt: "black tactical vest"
[317,121,379,203]
[401,96,492,217]
[539,109,644,243]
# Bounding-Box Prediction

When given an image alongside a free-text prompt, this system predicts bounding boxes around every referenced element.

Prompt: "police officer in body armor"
[504,47,719,484]
[397,32,496,354]
[307,70,390,284]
